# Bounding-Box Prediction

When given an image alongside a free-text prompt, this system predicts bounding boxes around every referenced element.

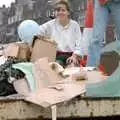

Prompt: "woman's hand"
[66,54,82,66]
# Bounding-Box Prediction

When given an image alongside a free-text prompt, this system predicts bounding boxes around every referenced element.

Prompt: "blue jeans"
[87,0,120,67]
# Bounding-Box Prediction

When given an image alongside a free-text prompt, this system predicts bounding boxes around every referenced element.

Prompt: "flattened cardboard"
[25,58,86,108]
[25,82,85,108]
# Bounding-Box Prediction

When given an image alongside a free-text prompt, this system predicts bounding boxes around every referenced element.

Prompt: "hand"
[66,54,82,66]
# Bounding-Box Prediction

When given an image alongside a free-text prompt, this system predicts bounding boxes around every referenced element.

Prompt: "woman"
[39,0,83,67]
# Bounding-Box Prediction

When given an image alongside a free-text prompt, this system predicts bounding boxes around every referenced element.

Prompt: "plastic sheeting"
[102,40,120,55]
[86,63,120,97]
[86,39,120,97]
[12,63,36,91]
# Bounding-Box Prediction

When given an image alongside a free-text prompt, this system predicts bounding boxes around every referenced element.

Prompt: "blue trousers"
[87,0,120,67]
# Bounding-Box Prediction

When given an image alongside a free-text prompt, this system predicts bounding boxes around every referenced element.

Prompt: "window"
[46,10,51,17]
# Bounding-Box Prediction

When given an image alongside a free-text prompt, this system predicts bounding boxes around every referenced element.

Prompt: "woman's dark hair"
[54,0,71,12]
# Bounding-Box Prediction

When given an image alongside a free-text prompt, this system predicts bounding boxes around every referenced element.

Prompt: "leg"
[87,0,109,67]
[110,3,120,42]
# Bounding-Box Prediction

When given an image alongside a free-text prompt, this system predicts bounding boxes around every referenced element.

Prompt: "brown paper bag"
[17,43,31,60]
[31,35,57,62]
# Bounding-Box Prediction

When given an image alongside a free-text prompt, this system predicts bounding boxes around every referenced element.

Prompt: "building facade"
[0,0,115,44]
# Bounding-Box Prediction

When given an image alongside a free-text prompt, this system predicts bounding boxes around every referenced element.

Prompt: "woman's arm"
[39,21,52,36]
[66,22,83,66]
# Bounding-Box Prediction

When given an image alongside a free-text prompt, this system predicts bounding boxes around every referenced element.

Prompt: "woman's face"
[55,4,69,21]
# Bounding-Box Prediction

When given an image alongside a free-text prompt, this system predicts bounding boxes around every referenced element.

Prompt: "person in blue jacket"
[87,0,120,67]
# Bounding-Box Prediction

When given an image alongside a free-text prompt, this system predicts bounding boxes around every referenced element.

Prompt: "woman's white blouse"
[39,19,83,56]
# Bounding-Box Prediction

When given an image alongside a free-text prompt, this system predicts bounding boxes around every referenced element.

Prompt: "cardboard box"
[31,36,57,62]
[4,42,31,60]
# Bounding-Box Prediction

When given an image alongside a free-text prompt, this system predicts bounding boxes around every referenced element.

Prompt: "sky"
[0,0,15,7]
